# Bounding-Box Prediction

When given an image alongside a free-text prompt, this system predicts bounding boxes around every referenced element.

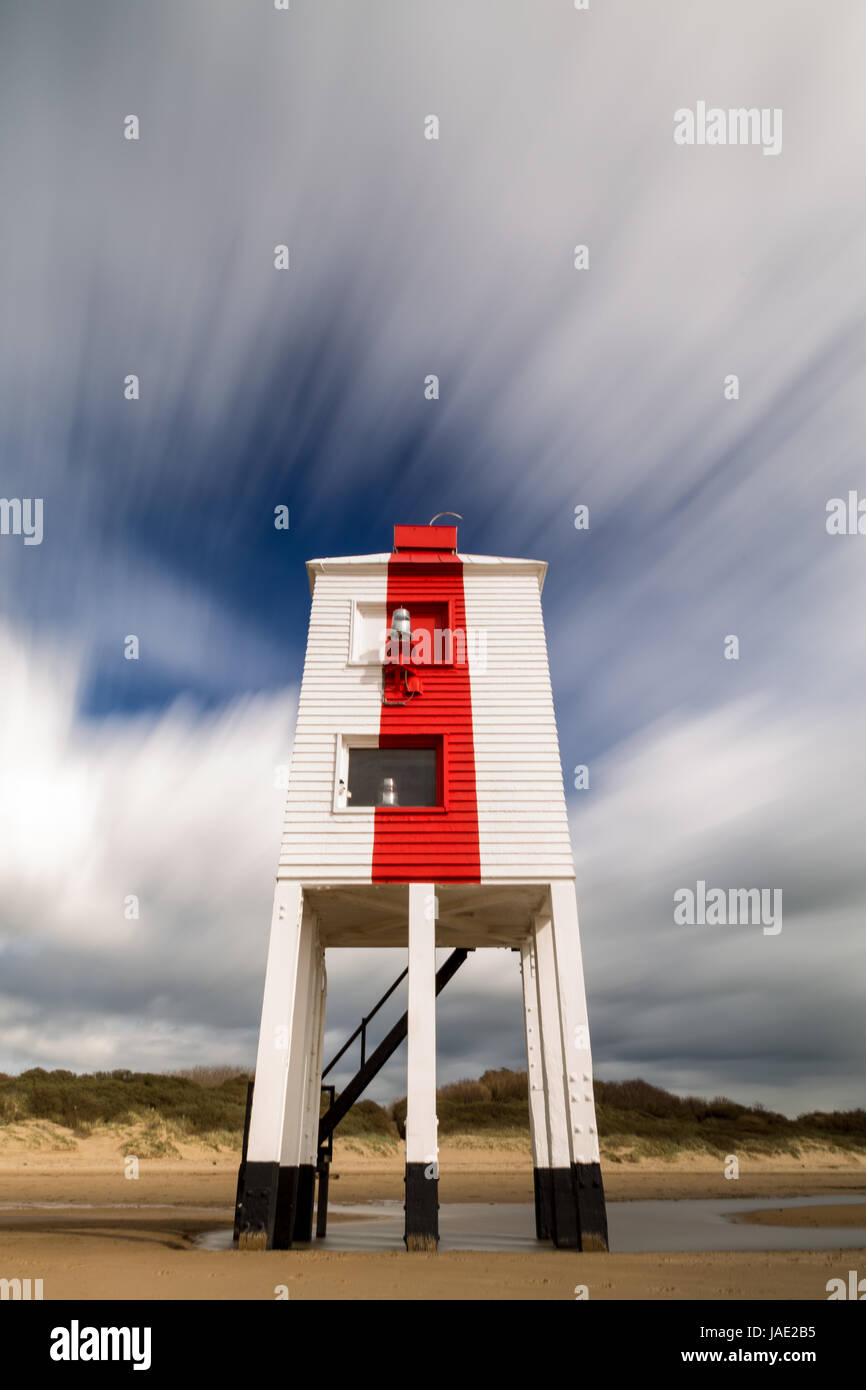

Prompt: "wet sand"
[734,1203,866,1228]
[1,1126,864,1299]
[1,1221,861,1300]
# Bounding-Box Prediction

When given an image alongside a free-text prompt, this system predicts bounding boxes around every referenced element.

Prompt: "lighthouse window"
[346,746,438,808]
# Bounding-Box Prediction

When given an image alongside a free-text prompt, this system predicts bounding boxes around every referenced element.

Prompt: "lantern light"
[390,607,411,645]
[377,776,398,806]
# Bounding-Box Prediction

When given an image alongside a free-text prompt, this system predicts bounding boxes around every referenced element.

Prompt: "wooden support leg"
[235,881,304,1250]
[273,904,319,1248]
[520,934,552,1240]
[532,886,609,1251]
[404,883,439,1251]
[294,945,326,1243]
[549,880,609,1252]
[533,905,580,1248]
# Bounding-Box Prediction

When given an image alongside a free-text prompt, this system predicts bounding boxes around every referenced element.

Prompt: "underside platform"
[301,882,555,948]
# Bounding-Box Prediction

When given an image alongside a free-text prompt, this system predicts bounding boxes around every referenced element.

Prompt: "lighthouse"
[235,522,608,1252]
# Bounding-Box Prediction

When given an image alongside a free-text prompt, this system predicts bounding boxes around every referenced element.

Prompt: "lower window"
[346,746,438,808]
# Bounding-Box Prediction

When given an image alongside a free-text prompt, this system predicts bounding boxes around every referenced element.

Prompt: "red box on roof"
[393,524,458,552]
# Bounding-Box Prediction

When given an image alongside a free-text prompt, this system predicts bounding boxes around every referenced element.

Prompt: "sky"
[0,0,864,1116]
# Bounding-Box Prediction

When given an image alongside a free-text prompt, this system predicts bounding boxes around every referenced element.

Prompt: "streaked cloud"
[1,1,864,1111]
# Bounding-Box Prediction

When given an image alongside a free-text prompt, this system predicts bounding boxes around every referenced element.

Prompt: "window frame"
[347,601,388,666]
[333,733,448,813]
[387,598,457,669]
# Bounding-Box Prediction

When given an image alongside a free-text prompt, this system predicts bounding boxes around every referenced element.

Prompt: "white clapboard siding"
[278,553,575,885]
[278,568,386,880]
[463,567,575,881]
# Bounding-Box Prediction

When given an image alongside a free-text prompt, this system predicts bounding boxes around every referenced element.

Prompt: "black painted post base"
[534,1163,609,1251]
[533,1167,552,1240]
[573,1160,609,1251]
[272,1166,300,1249]
[550,1167,580,1247]
[404,1162,439,1251]
[292,1164,316,1243]
[235,1160,280,1250]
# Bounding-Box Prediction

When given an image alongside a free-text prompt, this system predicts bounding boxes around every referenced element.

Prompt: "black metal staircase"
[315,947,469,1235]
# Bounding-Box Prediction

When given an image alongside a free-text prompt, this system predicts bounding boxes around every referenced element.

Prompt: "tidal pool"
[199,1194,866,1254]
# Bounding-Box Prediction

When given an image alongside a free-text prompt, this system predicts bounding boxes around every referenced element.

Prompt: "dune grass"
[1,1066,863,1158]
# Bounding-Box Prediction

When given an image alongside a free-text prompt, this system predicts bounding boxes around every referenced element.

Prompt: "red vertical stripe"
[372,554,481,883]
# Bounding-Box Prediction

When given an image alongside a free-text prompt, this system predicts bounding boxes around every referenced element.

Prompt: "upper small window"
[346,746,438,808]
[350,602,388,664]
[386,602,453,666]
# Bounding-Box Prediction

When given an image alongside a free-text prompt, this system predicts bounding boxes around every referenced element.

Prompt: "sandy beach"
[1,1124,864,1300]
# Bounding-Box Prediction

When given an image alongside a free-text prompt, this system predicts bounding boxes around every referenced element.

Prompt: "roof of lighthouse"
[306,523,548,595]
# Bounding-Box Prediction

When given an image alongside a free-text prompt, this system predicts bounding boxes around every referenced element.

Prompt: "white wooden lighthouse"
[235,522,608,1251]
